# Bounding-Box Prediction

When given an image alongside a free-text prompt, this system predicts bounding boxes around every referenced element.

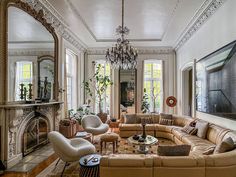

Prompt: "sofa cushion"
[159,113,173,125]
[157,144,191,156]
[119,124,142,131]
[155,124,180,133]
[214,137,236,154]
[172,115,194,127]
[172,128,189,141]
[140,116,153,124]
[195,120,209,139]
[202,146,215,155]
[124,114,138,124]
[182,135,215,148]
[181,125,197,135]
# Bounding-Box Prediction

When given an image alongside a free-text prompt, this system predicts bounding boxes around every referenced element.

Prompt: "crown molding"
[21,0,87,51]
[86,47,174,55]
[8,48,54,56]
[174,0,227,50]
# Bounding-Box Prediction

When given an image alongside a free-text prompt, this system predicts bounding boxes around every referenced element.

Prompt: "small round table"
[128,135,158,154]
[79,154,101,177]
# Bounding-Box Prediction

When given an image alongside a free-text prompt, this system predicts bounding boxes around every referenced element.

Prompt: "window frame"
[143,60,163,113]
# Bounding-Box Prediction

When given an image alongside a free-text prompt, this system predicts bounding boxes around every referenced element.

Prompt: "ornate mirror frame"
[0,0,59,103]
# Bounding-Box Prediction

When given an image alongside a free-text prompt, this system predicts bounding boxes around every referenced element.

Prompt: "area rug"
[37,137,175,177]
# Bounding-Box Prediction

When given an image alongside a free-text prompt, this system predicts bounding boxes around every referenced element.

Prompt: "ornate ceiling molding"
[86,47,174,55]
[174,0,227,50]
[21,0,87,50]
[8,48,54,56]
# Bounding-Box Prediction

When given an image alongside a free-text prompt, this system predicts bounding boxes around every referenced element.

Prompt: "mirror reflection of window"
[15,61,33,101]
[8,6,55,102]
[143,60,163,113]
[120,69,136,116]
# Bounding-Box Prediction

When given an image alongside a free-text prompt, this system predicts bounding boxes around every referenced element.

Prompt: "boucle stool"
[100,132,119,153]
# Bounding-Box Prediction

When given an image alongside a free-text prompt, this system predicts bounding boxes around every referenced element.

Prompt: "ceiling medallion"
[106,0,138,70]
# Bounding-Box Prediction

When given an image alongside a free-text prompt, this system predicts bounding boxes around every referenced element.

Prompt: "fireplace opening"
[22,116,49,156]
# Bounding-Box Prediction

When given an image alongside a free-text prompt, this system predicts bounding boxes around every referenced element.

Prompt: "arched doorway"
[181,62,194,117]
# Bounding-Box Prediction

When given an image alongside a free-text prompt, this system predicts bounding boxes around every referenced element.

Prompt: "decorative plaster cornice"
[86,47,174,55]
[21,0,87,51]
[8,49,54,56]
[174,0,227,50]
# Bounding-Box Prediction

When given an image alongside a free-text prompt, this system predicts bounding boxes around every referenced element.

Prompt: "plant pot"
[76,122,84,132]
[59,119,77,138]
[97,112,108,123]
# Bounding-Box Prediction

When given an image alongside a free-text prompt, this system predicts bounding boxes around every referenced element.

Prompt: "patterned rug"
[37,136,175,177]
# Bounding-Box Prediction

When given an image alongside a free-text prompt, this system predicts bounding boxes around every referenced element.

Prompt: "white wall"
[176,0,236,130]
[86,51,176,119]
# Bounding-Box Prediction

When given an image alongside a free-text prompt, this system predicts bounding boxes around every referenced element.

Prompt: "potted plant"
[83,64,113,123]
[141,88,150,113]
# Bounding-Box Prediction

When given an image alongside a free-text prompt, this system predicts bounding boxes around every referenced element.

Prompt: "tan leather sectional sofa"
[100,114,236,177]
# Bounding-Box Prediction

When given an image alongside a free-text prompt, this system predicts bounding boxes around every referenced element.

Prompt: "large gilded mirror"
[7,5,58,102]
[119,69,137,117]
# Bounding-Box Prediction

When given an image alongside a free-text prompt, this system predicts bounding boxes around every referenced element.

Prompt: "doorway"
[182,67,193,116]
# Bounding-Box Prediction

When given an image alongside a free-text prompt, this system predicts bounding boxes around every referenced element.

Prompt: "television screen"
[196,41,236,119]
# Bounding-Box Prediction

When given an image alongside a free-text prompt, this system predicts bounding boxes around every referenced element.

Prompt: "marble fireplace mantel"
[0,101,63,168]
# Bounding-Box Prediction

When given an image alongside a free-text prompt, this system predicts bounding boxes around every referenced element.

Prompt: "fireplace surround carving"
[0,102,62,168]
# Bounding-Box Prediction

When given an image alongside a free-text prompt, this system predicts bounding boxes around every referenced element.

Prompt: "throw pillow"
[159,113,173,125]
[124,114,137,124]
[214,137,235,154]
[140,117,153,124]
[202,146,215,155]
[157,144,191,156]
[195,120,209,139]
[181,125,197,135]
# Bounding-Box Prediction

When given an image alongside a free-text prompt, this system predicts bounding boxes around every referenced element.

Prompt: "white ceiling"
[47,0,207,48]
[8,6,54,49]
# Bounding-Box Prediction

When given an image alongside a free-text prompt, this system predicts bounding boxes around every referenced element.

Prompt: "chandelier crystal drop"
[106,0,138,70]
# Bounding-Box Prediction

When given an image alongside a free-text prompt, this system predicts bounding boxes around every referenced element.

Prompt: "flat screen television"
[196,40,236,119]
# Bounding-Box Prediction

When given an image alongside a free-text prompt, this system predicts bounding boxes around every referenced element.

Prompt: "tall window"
[143,60,163,113]
[15,61,33,101]
[95,61,111,114]
[66,50,77,110]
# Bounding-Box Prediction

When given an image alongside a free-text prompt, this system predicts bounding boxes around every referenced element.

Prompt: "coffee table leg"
[138,144,149,154]
[100,141,103,154]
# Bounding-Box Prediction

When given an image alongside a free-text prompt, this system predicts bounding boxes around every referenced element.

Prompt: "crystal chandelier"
[106,0,138,70]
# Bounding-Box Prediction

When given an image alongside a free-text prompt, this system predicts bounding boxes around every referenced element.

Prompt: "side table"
[79,154,101,177]
[75,132,92,142]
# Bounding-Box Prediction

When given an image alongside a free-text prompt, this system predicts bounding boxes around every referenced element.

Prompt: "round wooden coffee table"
[79,154,101,177]
[128,135,158,154]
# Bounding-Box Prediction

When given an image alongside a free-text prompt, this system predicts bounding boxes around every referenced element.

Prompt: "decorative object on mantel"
[83,64,113,123]
[105,0,138,70]
[19,83,34,103]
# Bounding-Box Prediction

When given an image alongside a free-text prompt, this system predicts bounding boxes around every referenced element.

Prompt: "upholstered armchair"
[81,115,109,141]
[48,131,96,176]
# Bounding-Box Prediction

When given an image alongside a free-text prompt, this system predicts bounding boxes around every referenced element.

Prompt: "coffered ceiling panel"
[47,0,207,47]
[68,0,179,41]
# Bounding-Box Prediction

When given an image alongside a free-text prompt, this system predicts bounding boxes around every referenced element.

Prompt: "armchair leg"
[61,162,69,177]
[54,158,60,169]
